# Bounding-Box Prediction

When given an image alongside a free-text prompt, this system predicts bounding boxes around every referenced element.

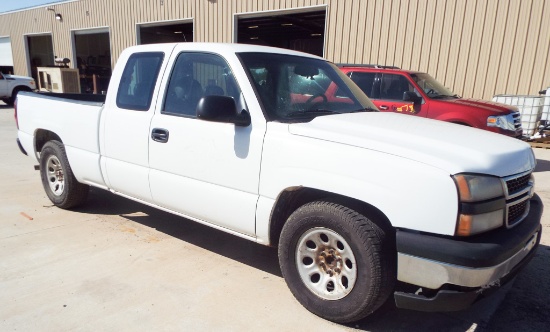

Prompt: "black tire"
[40,140,89,209]
[6,88,19,106]
[278,201,395,323]
[4,97,14,106]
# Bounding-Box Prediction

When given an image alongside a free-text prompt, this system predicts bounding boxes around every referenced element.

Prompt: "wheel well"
[13,85,32,94]
[269,187,394,247]
[35,130,62,155]
[450,121,471,127]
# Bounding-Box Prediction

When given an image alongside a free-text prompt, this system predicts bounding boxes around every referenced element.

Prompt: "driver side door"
[148,51,265,237]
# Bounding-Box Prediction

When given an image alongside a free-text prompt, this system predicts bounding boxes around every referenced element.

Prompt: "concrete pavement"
[1,104,548,331]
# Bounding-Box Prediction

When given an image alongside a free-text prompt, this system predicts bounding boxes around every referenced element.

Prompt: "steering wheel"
[305,93,328,109]
[426,89,435,95]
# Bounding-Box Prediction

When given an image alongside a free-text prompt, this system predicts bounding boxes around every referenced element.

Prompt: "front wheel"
[40,140,89,209]
[278,201,395,323]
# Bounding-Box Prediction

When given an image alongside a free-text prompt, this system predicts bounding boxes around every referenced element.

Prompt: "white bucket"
[493,94,543,137]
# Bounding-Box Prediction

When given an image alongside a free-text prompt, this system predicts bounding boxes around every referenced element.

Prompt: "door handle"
[379,105,389,110]
[151,128,169,143]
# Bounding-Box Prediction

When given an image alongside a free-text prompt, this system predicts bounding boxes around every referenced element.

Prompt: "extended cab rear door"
[101,46,173,201]
[148,48,266,237]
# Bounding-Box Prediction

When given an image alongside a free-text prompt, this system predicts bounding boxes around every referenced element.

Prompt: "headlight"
[454,174,504,202]
[456,210,504,236]
[487,114,515,130]
[453,174,505,236]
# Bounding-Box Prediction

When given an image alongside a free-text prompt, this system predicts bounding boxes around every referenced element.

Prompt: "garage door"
[0,37,14,70]
[236,8,326,57]
[138,20,193,45]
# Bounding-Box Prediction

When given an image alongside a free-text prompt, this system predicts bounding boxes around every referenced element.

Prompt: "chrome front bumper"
[397,230,539,289]
[393,195,542,312]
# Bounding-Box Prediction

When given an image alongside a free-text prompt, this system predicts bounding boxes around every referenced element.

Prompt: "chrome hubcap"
[46,155,64,196]
[296,227,357,300]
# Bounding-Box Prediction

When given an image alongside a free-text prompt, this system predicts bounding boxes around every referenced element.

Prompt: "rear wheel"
[40,140,89,209]
[278,201,395,323]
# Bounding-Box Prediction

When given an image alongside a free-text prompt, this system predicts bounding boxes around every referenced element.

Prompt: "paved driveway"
[1,103,548,331]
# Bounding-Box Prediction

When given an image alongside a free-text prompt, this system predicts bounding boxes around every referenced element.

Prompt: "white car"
[0,72,35,105]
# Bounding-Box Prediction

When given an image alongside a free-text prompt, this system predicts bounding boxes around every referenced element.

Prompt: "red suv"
[338,65,523,138]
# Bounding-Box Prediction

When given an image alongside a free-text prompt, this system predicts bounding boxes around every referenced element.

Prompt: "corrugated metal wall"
[0,0,548,99]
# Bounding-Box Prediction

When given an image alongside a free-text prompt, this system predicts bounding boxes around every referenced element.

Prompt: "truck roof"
[337,64,422,75]
[125,42,326,60]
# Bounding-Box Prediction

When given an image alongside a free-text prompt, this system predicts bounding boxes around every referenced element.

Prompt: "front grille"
[507,199,529,227]
[512,112,522,130]
[506,173,531,196]
[502,171,533,228]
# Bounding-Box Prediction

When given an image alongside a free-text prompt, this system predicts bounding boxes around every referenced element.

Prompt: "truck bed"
[16,91,106,187]
[32,91,106,104]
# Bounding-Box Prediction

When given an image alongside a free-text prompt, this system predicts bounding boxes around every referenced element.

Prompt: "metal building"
[0,0,548,99]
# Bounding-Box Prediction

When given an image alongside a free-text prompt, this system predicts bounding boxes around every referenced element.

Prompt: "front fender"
[259,127,459,236]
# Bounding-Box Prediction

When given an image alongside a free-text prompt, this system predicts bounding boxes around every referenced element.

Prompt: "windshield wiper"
[285,109,342,118]
[431,94,456,99]
[349,107,378,113]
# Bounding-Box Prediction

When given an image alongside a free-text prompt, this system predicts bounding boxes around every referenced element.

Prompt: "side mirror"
[294,65,319,78]
[403,91,422,104]
[196,95,251,127]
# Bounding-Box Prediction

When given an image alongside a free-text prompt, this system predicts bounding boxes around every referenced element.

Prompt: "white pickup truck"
[0,72,35,105]
[15,43,542,323]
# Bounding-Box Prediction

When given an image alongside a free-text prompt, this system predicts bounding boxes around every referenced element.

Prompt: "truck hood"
[288,112,535,177]
[439,97,517,114]
[4,74,33,81]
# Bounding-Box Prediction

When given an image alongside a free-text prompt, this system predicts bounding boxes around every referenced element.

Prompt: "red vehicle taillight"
[14,99,18,129]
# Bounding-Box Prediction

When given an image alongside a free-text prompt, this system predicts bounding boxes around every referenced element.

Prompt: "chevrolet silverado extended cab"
[0,71,35,105]
[338,65,523,138]
[15,43,542,323]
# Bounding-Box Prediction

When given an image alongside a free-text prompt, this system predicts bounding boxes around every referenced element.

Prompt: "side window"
[348,72,379,98]
[380,74,414,101]
[116,52,164,111]
[163,52,240,117]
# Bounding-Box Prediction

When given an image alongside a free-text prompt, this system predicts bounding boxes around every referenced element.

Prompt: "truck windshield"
[238,52,377,122]
[410,73,458,99]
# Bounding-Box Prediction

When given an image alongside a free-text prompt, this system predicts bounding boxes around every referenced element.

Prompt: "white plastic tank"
[493,94,543,137]
[541,87,550,123]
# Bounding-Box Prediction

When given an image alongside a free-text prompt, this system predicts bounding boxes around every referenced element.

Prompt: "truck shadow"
[75,188,549,331]
[480,243,550,331]
[535,158,550,172]
[350,244,550,331]
[77,188,282,277]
